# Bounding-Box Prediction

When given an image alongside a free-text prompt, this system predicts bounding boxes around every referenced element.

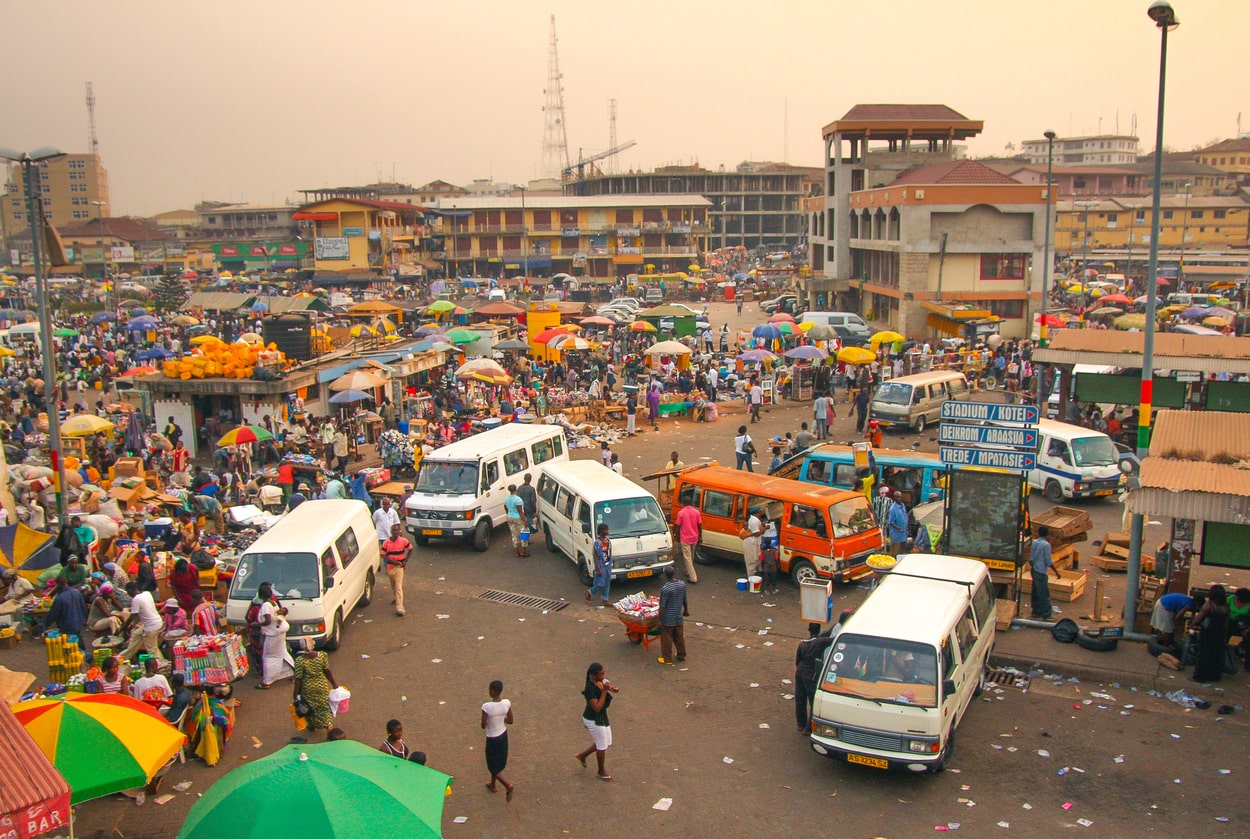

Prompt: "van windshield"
[1071,436,1117,467]
[233,552,319,601]
[874,382,912,405]
[416,461,478,495]
[820,635,938,708]
[830,496,878,538]
[596,498,667,538]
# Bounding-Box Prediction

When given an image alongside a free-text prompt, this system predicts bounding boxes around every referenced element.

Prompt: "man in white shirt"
[705,367,719,402]
[373,497,401,544]
[749,380,763,423]
[121,585,168,666]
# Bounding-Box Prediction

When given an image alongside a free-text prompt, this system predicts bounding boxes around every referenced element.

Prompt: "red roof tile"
[1197,138,1250,154]
[840,104,970,122]
[889,160,1021,186]
[58,217,171,242]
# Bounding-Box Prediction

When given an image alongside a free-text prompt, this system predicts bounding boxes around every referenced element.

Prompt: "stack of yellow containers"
[162,338,287,381]
[45,632,84,683]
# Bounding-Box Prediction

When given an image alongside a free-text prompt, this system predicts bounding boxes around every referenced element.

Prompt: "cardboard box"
[1020,569,1086,602]
[113,457,144,479]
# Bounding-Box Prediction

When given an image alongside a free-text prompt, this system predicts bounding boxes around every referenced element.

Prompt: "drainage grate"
[987,669,1029,689]
[477,589,571,612]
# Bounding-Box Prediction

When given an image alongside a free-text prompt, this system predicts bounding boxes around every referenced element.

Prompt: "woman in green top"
[1229,588,1250,669]
[293,638,339,737]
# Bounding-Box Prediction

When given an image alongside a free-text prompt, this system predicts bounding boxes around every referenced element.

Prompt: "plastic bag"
[329,686,351,716]
[290,704,307,730]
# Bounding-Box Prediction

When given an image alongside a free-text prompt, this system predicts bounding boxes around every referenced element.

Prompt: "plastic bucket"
[748,575,762,593]
[736,578,748,591]
[397,420,409,435]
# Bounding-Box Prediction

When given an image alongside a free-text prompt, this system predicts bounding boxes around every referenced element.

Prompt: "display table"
[657,401,692,418]
[172,634,249,686]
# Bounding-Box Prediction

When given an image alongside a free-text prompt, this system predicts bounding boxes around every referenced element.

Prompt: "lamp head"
[1043,130,1057,141]
[1147,1,1178,28]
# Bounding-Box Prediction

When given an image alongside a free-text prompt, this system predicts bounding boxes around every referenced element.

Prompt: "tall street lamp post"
[0,146,69,525]
[1126,0,1179,635]
[1075,200,1100,325]
[1125,203,1142,289]
[1035,130,1057,409]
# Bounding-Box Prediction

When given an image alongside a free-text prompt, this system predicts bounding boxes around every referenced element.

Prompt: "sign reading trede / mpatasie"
[939,399,1039,471]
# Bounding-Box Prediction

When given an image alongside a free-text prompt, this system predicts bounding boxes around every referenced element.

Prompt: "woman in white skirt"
[258,597,294,688]
[575,662,620,781]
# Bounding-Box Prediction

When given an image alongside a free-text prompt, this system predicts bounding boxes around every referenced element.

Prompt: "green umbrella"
[444,328,476,345]
[178,741,453,839]
[426,300,456,313]
[53,328,80,337]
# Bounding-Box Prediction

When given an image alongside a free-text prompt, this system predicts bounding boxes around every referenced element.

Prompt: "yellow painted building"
[293,198,428,273]
[1194,138,1250,181]
[1055,195,1250,254]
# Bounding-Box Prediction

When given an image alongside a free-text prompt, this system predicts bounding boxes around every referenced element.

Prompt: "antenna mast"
[608,99,618,174]
[540,15,571,180]
[86,82,99,157]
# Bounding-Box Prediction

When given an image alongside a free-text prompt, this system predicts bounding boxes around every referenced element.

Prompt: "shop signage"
[109,245,135,262]
[342,227,364,237]
[315,237,350,260]
[939,446,1036,471]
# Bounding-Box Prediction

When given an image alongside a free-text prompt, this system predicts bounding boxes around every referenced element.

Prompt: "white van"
[870,371,970,432]
[1046,364,1120,419]
[536,460,673,585]
[1029,419,1122,502]
[224,500,380,651]
[405,423,569,551]
[799,311,871,339]
[809,554,995,773]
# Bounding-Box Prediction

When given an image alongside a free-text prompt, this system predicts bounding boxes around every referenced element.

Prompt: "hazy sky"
[4,0,1246,217]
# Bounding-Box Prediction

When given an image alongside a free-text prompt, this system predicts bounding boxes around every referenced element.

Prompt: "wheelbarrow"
[615,611,661,651]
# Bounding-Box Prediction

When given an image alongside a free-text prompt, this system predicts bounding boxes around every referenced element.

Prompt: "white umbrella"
[645,340,692,355]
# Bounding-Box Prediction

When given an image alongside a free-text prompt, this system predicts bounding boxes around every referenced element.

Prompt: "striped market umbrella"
[217,425,274,447]
[12,693,185,804]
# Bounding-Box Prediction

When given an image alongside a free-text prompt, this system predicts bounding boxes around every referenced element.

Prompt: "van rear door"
[698,487,742,557]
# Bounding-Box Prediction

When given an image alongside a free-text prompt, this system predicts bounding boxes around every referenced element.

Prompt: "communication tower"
[540,15,571,180]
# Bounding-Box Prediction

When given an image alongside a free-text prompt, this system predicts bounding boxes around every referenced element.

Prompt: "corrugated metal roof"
[1125,410,1250,523]
[184,292,256,311]
[1033,331,1250,375]
[1148,410,1250,461]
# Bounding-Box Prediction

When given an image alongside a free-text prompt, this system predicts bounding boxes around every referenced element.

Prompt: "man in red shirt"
[171,441,190,474]
[277,461,295,504]
[381,523,412,617]
[674,503,702,584]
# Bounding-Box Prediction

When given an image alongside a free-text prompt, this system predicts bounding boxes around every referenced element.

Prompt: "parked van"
[670,465,884,584]
[1165,292,1220,308]
[537,460,673,584]
[776,445,949,506]
[224,500,380,650]
[809,554,995,773]
[1046,364,1120,419]
[798,311,871,339]
[1029,418,1122,502]
[405,424,569,551]
[870,371,970,433]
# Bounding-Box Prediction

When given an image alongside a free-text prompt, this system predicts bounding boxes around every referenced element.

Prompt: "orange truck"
[669,465,884,585]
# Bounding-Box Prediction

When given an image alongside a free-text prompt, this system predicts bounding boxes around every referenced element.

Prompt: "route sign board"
[937,424,1039,451]
[939,446,1036,471]
[939,401,1039,425]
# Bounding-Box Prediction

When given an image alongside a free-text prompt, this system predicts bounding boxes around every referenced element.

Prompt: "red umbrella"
[768,312,797,323]
[1098,293,1132,305]
[533,327,572,344]
[1038,313,1066,327]
[119,366,158,377]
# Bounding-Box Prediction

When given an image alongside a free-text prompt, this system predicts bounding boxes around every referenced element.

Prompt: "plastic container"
[736,578,748,591]
[481,417,502,431]
[748,575,762,593]
[145,518,173,540]
[397,421,409,436]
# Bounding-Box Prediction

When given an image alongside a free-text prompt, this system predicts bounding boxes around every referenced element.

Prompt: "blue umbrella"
[785,345,828,360]
[89,312,116,324]
[135,348,174,362]
[732,273,748,281]
[328,389,373,404]
[250,300,269,312]
[1180,306,1210,319]
[125,315,160,331]
[128,307,149,317]
[752,324,782,340]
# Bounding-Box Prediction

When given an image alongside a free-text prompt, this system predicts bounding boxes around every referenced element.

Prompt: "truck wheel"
[472,519,492,552]
[358,570,374,607]
[544,524,560,554]
[791,559,818,586]
[578,554,594,587]
[913,415,926,434]
[1075,632,1118,652]
[693,544,716,566]
[413,533,429,547]
[1044,480,1065,503]
[322,610,342,651]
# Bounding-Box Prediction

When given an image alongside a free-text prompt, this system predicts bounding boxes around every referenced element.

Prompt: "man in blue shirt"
[46,576,87,650]
[349,472,372,507]
[1150,592,1193,645]
[886,491,910,555]
[657,567,689,666]
[1029,526,1061,620]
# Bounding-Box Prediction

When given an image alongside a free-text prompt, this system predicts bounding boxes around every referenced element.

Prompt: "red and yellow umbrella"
[12,693,185,804]
[628,320,657,333]
[217,425,275,447]
[533,327,572,344]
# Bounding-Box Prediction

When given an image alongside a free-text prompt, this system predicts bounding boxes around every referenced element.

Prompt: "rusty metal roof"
[1148,410,1250,461]
[1125,410,1250,523]
[1033,330,1250,374]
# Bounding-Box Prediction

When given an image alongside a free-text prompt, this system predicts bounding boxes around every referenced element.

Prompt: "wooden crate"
[995,598,1018,631]
[1031,506,1093,541]
[1020,569,1086,602]
[1052,544,1080,571]
[1104,531,1131,548]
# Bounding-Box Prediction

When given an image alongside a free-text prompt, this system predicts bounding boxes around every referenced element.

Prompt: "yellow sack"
[290,704,307,730]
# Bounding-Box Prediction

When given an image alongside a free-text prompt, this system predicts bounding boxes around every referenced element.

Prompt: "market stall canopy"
[330,369,387,392]
[456,358,511,385]
[785,345,828,360]
[0,700,71,839]
[175,741,453,839]
[60,414,114,437]
[347,301,402,317]
[124,315,160,331]
[870,330,904,346]
[646,340,691,355]
[628,321,657,332]
[216,425,274,447]
[12,693,185,805]
[492,338,531,351]
[328,389,373,404]
[739,349,778,362]
[472,301,525,317]
[767,312,796,324]
[836,346,877,365]
[805,324,836,341]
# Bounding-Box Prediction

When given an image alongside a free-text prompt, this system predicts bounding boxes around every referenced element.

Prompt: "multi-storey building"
[570,163,820,252]
[1021,134,1140,166]
[1193,138,1250,187]
[427,195,710,279]
[2,153,110,255]
[195,203,299,242]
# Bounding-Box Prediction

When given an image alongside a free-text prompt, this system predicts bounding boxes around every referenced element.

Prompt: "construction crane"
[563,140,637,194]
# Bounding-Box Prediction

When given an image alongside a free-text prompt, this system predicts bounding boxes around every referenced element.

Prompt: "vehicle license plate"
[421,529,442,536]
[846,753,888,769]
[627,570,651,579]
[1095,490,1114,497]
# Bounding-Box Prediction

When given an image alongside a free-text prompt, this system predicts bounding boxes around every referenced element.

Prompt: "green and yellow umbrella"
[217,425,275,447]
[426,300,456,314]
[13,693,185,804]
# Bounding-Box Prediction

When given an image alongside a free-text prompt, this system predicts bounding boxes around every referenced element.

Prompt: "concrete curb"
[990,646,1168,693]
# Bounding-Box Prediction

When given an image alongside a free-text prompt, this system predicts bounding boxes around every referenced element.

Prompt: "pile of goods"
[280,453,322,470]
[162,337,286,380]
[360,466,391,488]
[614,592,660,622]
[171,634,249,686]
[44,631,84,683]
[378,430,416,470]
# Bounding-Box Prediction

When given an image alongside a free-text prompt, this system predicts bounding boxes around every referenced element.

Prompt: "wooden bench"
[592,400,627,424]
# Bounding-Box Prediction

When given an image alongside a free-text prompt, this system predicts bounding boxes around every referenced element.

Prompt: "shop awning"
[0,700,72,839]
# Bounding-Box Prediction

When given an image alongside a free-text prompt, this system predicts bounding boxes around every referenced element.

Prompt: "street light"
[1124,203,1142,288]
[1035,130,1057,409]
[1126,0,1179,634]
[1075,200,1100,325]
[1177,181,1192,290]
[0,145,69,525]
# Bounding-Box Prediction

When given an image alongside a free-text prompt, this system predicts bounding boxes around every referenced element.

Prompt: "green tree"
[153,274,188,314]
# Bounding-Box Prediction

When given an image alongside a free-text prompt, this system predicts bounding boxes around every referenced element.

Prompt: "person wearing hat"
[88,583,130,637]
[1,567,36,607]
[288,484,309,511]
[865,419,883,449]
[161,597,189,634]
[102,561,129,589]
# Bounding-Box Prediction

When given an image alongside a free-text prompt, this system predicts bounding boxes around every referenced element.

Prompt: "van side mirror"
[581,521,592,535]
[942,679,956,700]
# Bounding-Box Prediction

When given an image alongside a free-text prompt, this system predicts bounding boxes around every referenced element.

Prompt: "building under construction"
[568,162,822,253]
